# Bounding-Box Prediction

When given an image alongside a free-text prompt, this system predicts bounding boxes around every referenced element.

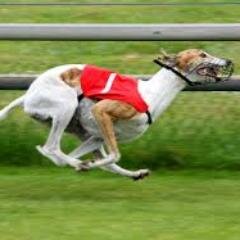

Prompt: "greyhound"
[0,49,233,180]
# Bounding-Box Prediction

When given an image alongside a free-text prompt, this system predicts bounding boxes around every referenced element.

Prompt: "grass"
[0,167,240,240]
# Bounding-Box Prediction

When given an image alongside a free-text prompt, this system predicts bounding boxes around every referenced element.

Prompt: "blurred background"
[0,0,240,170]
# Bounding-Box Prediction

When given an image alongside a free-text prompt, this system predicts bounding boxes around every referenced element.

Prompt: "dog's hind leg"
[36,105,83,168]
[25,87,82,169]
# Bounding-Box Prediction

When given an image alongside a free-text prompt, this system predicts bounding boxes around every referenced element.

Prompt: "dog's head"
[158,49,233,84]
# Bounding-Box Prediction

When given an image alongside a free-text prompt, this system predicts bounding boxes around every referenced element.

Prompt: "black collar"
[145,110,152,125]
[153,58,198,86]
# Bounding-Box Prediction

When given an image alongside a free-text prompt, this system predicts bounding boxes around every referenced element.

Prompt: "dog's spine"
[0,95,25,120]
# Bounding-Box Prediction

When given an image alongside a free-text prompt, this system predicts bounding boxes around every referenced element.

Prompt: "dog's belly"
[75,98,149,142]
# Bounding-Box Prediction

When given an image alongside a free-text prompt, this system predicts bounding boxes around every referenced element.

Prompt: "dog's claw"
[132,169,150,181]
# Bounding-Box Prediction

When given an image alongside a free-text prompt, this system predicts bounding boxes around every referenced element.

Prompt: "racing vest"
[80,65,148,113]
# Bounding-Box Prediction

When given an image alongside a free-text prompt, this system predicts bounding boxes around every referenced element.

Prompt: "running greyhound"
[0,49,233,179]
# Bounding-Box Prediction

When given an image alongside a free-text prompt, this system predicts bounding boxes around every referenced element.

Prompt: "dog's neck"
[138,68,187,122]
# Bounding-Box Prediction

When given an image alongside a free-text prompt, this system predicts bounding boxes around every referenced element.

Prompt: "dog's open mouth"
[193,61,234,83]
[197,66,218,77]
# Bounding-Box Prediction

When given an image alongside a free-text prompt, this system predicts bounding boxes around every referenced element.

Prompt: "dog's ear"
[158,49,177,67]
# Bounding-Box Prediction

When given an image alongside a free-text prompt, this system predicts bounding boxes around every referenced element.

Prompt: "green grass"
[1,167,240,240]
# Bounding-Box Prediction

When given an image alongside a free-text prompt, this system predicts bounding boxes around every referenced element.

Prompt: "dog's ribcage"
[69,98,149,142]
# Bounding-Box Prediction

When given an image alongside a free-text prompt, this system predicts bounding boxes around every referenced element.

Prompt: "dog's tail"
[0,95,25,121]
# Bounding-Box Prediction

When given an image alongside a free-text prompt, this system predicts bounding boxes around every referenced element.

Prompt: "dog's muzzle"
[187,59,234,84]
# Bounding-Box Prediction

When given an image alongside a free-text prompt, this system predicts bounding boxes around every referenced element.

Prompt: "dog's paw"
[132,169,150,181]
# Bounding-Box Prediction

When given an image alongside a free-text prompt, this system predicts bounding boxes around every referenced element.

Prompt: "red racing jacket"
[80,65,148,113]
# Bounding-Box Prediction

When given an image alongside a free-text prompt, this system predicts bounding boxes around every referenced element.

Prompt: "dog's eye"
[200,52,207,58]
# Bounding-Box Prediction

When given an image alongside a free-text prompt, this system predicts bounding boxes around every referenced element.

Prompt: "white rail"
[0,24,240,41]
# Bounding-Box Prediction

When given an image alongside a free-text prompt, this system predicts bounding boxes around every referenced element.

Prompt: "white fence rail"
[0,24,240,41]
[0,23,239,90]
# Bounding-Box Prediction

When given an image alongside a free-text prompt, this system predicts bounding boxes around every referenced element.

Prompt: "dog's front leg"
[68,136,150,179]
[96,146,150,180]
[68,136,103,159]
[77,100,138,170]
